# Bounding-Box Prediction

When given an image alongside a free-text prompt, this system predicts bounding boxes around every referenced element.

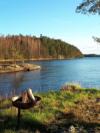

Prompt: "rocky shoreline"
[0,63,41,73]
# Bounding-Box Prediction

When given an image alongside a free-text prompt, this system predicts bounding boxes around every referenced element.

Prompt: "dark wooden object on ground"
[12,94,41,129]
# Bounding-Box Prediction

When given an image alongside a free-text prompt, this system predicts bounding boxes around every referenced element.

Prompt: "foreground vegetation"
[0,85,100,133]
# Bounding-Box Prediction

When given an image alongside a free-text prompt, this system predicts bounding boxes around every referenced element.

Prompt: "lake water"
[0,57,100,97]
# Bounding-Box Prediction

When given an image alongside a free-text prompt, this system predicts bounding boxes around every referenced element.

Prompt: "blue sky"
[0,0,100,54]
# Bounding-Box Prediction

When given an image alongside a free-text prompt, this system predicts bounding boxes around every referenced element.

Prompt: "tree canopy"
[0,35,83,60]
[76,0,100,14]
[76,0,100,44]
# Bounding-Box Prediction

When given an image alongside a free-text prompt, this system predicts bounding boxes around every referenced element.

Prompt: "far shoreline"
[0,57,83,73]
[0,56,83,63]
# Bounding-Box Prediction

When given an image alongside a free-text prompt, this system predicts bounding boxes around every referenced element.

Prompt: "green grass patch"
[0,88,100,132]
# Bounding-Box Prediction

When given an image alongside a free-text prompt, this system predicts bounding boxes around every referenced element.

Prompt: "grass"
[0,87,100,133]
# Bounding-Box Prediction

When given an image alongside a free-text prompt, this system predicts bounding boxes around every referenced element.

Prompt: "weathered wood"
[12,89,41,128]
[12,96,41,109]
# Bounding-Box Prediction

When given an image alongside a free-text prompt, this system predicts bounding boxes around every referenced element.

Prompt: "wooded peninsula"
[0,35,83,60]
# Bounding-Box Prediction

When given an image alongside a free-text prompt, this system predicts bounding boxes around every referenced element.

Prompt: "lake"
[0,57,100,97]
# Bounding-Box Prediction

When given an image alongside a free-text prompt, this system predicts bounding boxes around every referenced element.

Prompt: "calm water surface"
[0,57,100,97]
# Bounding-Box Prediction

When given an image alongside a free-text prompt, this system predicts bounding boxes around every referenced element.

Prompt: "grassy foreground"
[0,86,100,133]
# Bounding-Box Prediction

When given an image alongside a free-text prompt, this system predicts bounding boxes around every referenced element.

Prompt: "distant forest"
[0,35,83,60]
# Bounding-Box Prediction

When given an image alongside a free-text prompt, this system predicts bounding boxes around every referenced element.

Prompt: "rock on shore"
[0,63,41,73]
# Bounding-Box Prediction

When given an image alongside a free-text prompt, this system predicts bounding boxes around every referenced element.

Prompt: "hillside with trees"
[0,35,83,60]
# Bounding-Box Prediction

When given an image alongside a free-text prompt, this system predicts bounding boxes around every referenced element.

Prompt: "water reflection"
[11,72,25,96]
